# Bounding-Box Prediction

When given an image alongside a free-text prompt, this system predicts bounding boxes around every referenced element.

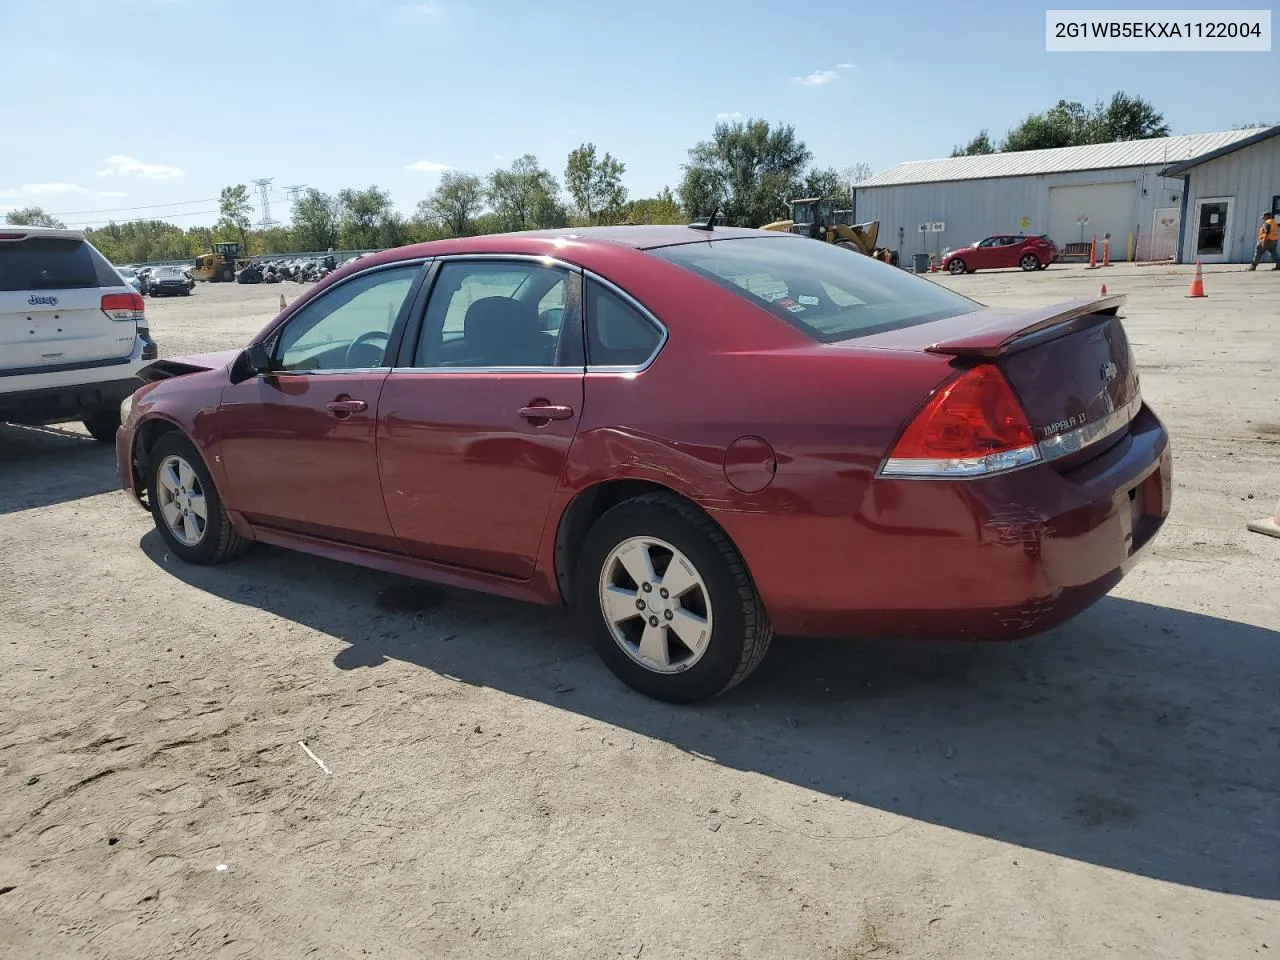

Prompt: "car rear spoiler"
[925,294,1126,360]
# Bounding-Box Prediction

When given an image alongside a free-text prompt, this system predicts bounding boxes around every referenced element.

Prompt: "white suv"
[0,226,156,442]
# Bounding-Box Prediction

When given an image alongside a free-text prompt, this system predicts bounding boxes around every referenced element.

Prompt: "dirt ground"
[1,263,1277,959]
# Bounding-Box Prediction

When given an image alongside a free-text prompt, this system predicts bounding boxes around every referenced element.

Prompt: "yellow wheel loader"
[191,241,251,283]
[760,198,898,265]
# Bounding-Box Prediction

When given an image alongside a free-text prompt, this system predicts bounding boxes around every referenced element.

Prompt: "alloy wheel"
[598,536,713,674]
[156,454,208,546]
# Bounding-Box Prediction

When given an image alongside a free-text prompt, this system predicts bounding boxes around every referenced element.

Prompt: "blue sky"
[1,0,1273,228]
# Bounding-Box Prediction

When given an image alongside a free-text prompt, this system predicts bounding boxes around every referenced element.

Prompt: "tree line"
[7,94,1178,264]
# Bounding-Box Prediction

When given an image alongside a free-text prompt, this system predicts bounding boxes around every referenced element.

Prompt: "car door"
[214,261,426,551]
[376,256,585,580]
[970,237,999,270]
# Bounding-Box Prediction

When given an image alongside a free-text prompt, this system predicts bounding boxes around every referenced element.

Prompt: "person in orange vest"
[1249,211,1279,270]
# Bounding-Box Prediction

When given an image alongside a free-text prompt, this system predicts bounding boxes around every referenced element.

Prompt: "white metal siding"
[1048,182,1139,249]
[856,166,1183,263]
[1177,136,1280,263]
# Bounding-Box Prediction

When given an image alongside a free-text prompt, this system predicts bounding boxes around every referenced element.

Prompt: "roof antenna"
[689,205,719,231]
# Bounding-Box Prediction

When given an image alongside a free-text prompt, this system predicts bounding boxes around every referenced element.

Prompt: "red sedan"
[116,226,1170,702]
[943,234,1058,274]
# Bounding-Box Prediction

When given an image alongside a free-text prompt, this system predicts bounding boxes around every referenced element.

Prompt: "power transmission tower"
[252,178,277,229]
[284,184,307,207]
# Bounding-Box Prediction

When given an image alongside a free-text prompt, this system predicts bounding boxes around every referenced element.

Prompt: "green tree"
[336,186,398,249]
[677,118,812,228]
[950,130,996,156]
[623,187,682,225]
[565,143,628,224]
[800,167,849,206]
[1000,93,1168,152]
[4,206,66,228]
[487,155,567,231]
[416,171,485,236]
[217,184,252,248]
[291,189,340,251]
[1092,91,1171,142]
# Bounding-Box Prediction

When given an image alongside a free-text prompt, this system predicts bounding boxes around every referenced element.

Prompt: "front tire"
[574,493,773,703]
[82,408,121,443]
[948,258,967,274]
[147,433,248,565]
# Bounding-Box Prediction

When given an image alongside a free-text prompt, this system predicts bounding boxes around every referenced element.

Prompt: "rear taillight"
[101,292,145,322]
[880,365,1040,478]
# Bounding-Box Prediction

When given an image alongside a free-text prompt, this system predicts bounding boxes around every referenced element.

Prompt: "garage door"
[1048,182,1138,251]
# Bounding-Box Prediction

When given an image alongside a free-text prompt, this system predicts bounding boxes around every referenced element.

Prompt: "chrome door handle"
[518,404,574,421]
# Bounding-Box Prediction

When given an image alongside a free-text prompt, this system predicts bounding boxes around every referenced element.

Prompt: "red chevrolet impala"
[116,225,1171,702]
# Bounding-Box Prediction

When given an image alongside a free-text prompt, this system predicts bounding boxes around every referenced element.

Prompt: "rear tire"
[574,493,773,703]
[1020,253,1040,271]
[147,432,248,565]
[82,408,121,443]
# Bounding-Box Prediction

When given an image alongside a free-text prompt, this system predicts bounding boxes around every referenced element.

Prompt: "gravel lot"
[2,263,1278,959]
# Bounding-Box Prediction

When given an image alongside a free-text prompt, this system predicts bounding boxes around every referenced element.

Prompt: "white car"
[0,226,157,442]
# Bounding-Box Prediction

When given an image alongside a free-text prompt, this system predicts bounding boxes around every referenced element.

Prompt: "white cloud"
[837,63,856,70]
[793,69,839,86]
[493,153,505,161]
[97,190,128,197]
[0,182,90,198]
[716,111,743,120]
[406,159,452,173]
[94,155,185,179]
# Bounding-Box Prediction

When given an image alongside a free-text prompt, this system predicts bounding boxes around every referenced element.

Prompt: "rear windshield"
[0,237,122,292]
[649,236,981,343]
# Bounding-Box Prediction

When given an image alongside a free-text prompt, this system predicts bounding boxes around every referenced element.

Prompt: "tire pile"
[236,255,339,285]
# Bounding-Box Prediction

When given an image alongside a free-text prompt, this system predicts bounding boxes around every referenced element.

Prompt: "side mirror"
[245,342,272,374]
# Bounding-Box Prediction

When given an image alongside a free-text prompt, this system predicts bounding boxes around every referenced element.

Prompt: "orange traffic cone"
[1248,497,1280,539]
[1185,259,1207,298]
[1099,283,1107,295]
[1102,237,1112,266]
[1085,236,1099,269]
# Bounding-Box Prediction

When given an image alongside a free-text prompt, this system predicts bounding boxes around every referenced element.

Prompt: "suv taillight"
[880,365,1040,478]
[101,292,145,322]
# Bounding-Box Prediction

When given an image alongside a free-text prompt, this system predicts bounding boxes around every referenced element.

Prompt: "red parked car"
[116,226,1170,702]
[943,234,1058,274]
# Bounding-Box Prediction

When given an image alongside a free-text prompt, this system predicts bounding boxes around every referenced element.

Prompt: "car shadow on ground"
[0,423,120,516]
[140,531,1280,900]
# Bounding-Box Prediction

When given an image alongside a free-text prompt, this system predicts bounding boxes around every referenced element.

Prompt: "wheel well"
[131,419,182,496]
[554,479,696,605]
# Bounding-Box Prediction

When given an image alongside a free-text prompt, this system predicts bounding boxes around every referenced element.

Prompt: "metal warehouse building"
[854,126,1279,265]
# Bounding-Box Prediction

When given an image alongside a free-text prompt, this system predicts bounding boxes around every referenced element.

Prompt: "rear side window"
[650,236,980,343]
[585,279,663,367]
[0,237,122,291]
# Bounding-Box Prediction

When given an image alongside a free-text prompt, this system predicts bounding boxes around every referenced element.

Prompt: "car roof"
[0,225,86,241]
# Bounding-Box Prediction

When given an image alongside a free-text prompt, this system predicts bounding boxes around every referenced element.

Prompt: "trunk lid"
[858,296,1141,462]
[0,233,139,373]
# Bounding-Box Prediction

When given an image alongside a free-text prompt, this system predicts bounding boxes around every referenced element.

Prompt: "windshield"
[650,236,981,343]
[155,266,184,277]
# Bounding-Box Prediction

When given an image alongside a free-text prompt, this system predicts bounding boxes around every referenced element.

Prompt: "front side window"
[412,260,581,368]
[274,264,419,372]
[650,236,980,343]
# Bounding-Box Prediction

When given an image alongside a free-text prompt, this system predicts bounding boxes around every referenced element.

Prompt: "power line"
[48,196,219,217]
[61,208,221,228]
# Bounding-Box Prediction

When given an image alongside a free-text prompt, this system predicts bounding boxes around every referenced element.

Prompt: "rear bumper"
[714,403,1172,640]
[0,377,142,426]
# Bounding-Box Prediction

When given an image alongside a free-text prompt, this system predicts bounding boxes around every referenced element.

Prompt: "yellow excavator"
[760,198,898,265]
[191,241,251,283]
